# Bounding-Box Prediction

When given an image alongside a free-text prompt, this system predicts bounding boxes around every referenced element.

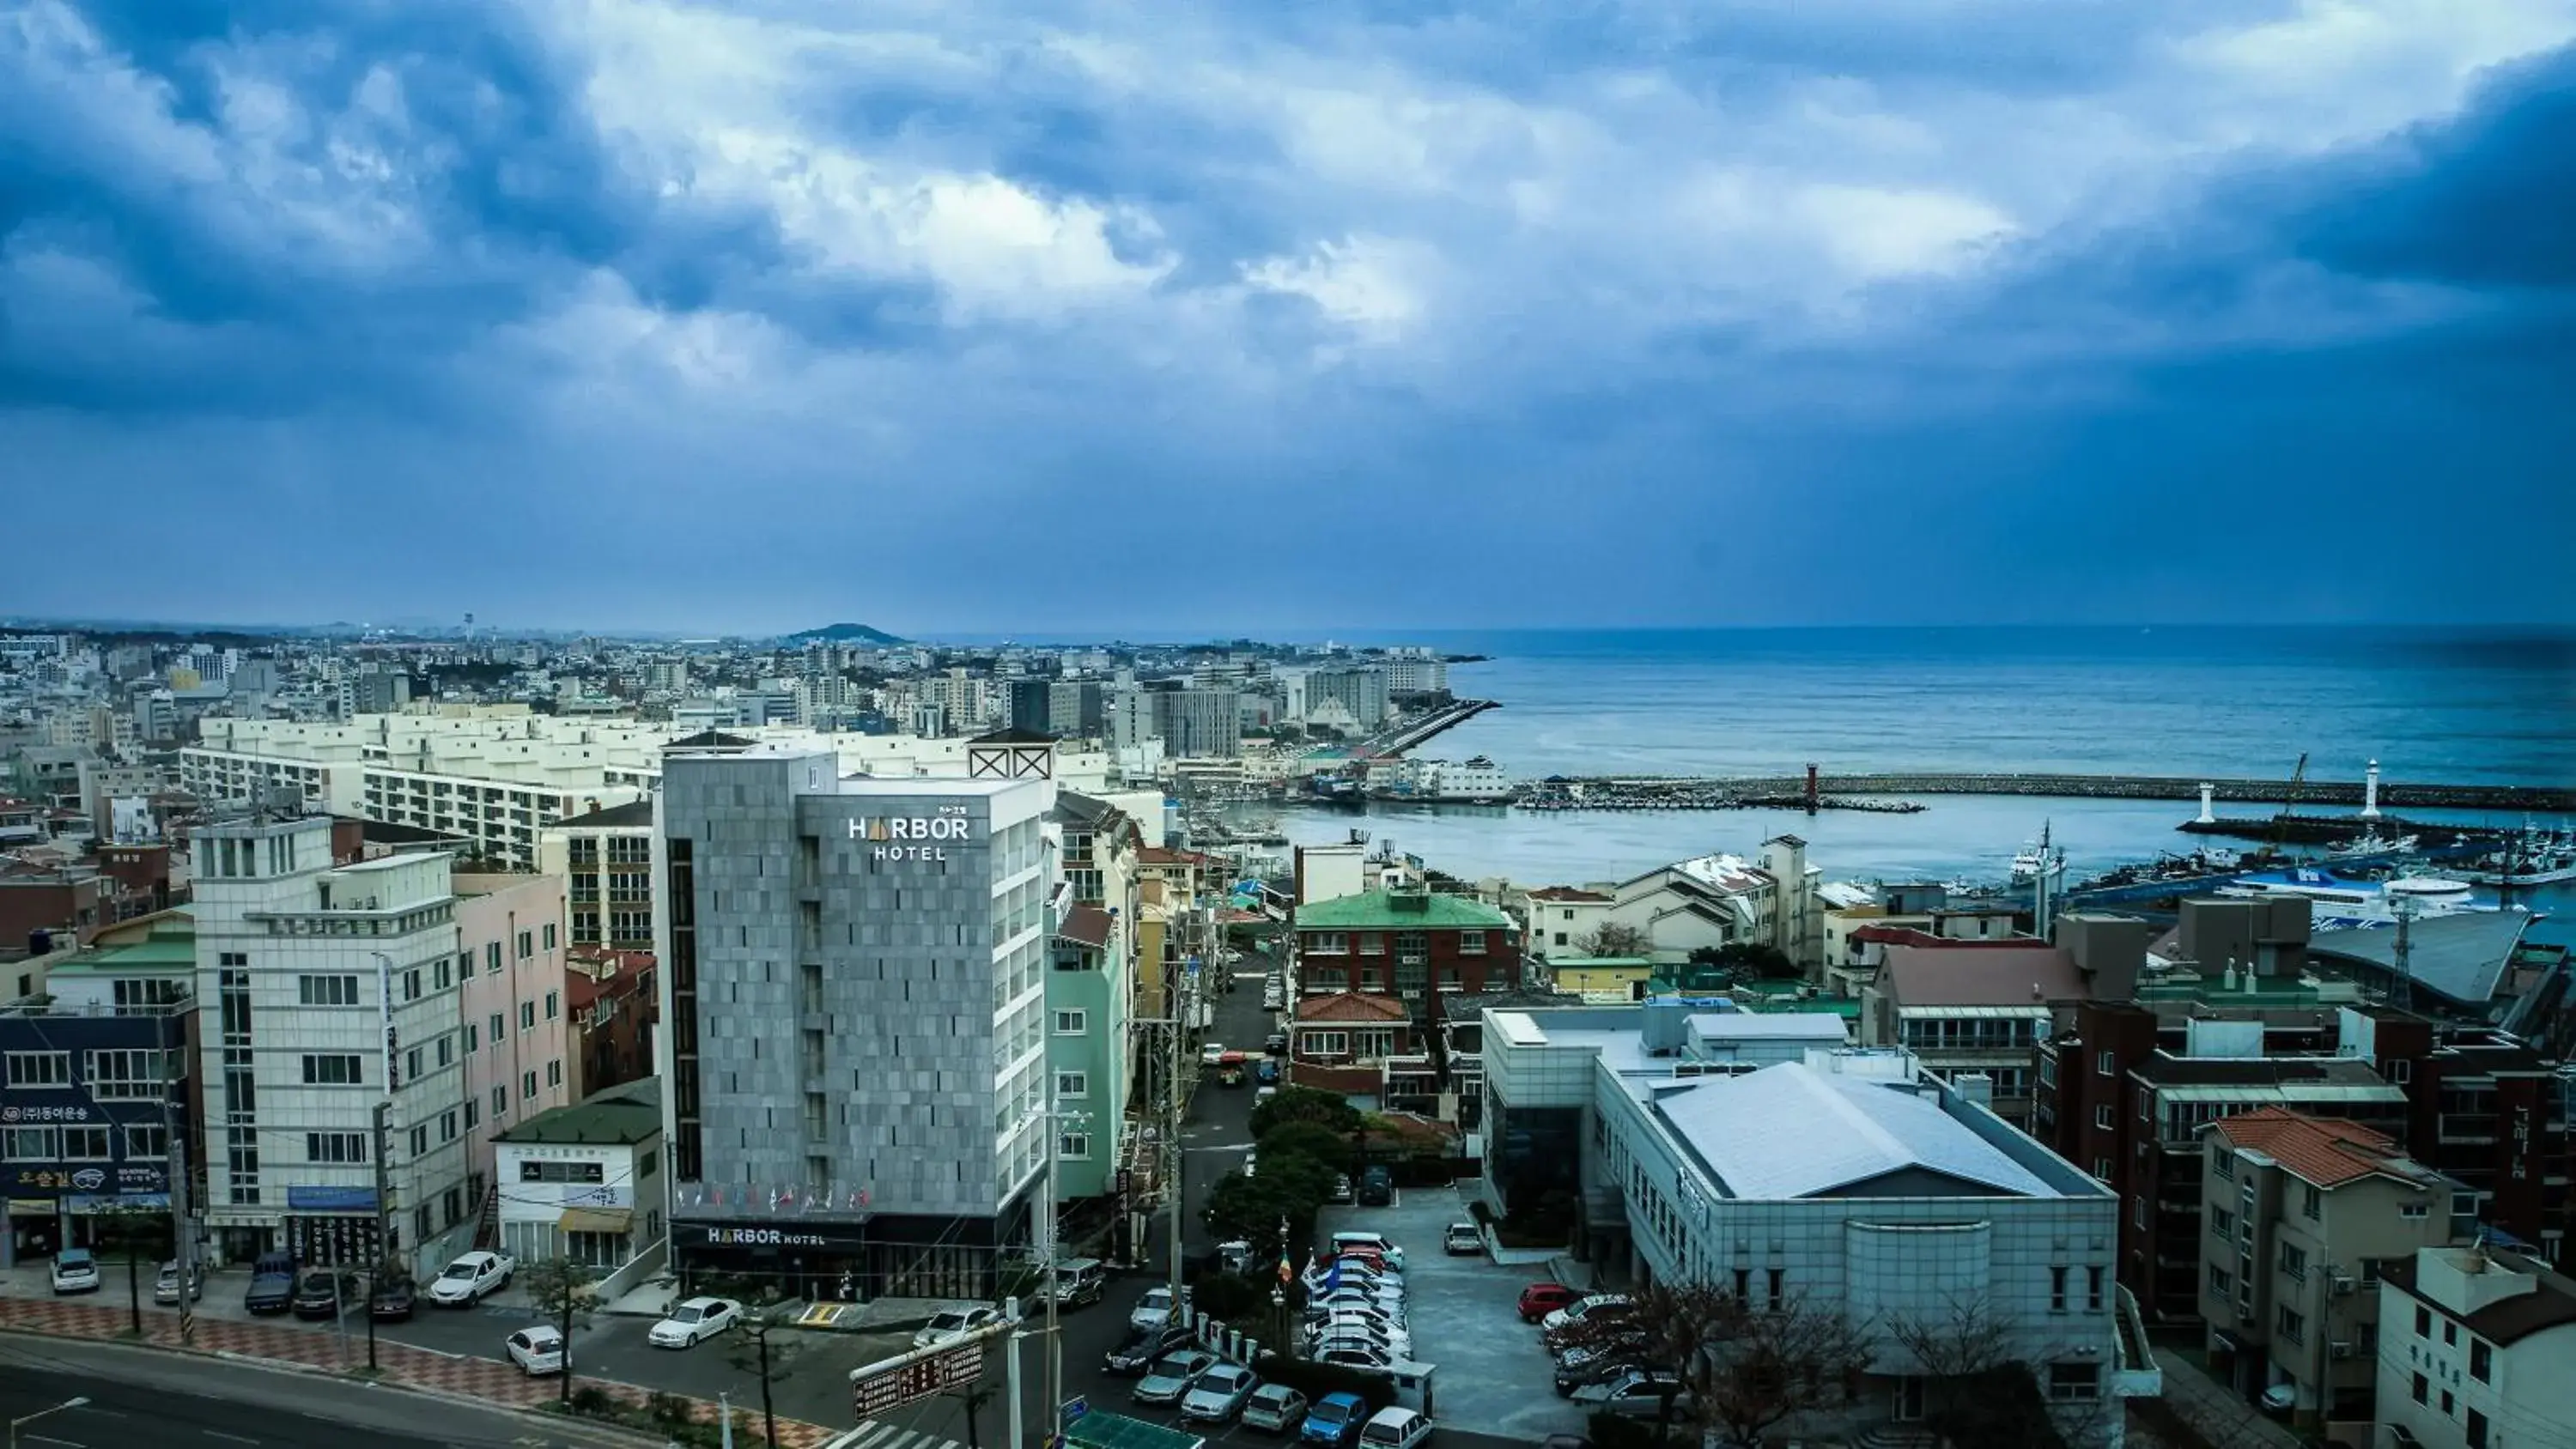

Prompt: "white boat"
[2323,831,2420,860]
[2217,867,2489,930]
[2485,824,2576,887]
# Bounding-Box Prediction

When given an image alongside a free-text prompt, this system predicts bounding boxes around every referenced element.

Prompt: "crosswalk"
[821,1420,973,1449]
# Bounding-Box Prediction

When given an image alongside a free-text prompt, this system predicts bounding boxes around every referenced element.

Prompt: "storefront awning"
[559,1208,633,1234]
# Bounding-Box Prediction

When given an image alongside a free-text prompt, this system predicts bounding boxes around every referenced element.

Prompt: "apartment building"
[2376,1244,2576,1449]
[2198,1109,2470,1440]
[1602,836,1822,968]
[1517,886,1615,961]
[657,743,1057,1300]
[190,817,475,1277]
[454,872,572,1238]
[1047,905,1129,1208]
[1478,1003,2158,1443]
[1293,888,1520,1013]
[540,800,658,953]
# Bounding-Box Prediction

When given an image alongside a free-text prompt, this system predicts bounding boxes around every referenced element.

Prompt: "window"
[2466,1408,2488,1449]
[2208,1264,2233,1295]
[2046,1362,2100,1402]
[402,968,423,1002]
[62,1125,110,1160]
[433,956,452,992]
[2212,1145,2234,1180]
[299,974,361,1007]
[440,1110,459,1143]
[1358,933,1384,955]
[465,1022,479,1054]
[2211,1207,2235,1239]
[1054,1009,1087,1035]
[406,1046,423,1080]
[490,1012,506,1042]
[464,1097,478,1131]
[545,990,560,1021]
[2092,1157,2111,1183]
[2415,1306,2432,1338]
[408,1125,428,1157]
[2094,1105,2114,1130]
[1060,1133,1091,1160]
[2275,1307,2304,1344]
[84,1048,169,1100]
[519,1002,536,1030]
[542,923,556,951]
[125,1124,169,1159]
[435,1035,453,1068]
[5,1052,69,1088]
[2050,1265,2070,1313]
[2280,1244,2308,1283]
[2388,1058,2412,1085]
[2,1127,56,1160]
[1460,931,1487,955]
[1056,1071,1088,1100]
[2096,1050,2115,1076]
[2410,1372,2427,1405]
[307,1132,368,1164]
[486,942,502,974]
[301,1054,363,1086]
[2443,1320,2457,1347]
[1765,1268,1783,1309]
[491,1085,506,1115]
[1307,932,1348,955]
[2131,1195,2146,1230]
[2439,1390,2453,1416]
[2469,1337,2491,1383]
[546,1060,562,1088]
[2301,1183,2322,1220]
[521,1070,538,1100]
[2087,1266,2105,1312]
[517,930,534,960]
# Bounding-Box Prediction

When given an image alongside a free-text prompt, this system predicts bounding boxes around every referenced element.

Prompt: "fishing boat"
[2216,867,2489,930]
[2481,823,2576,887]
[2321,830,2421,860]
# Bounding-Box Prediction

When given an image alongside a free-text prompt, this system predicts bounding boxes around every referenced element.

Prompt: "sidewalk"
[0,1291,846,1448]
[2146,1340,2305,1449]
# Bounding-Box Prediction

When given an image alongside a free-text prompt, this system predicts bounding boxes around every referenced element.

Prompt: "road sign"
[1062,1395,1089,1423]
[851,1343,984,1418]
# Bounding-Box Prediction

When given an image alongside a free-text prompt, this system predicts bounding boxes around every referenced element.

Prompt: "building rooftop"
[2208,1106,2445,1190]
[2383,1246,2576,1348]
[39,917,196,973]
[550,799,655,830]
[1653,1062,2060,1200]
[2307,910,2540,1007]
[1055,904,1114,951]
[1880,944,2089,1008]
[1296,991,1411,1023]
[1527,886,1613,903]
[1295,888,1512,931]
[495,1076,662,1147]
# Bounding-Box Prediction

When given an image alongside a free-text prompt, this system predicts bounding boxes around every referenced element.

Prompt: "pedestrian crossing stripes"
[822,1420,972,1449]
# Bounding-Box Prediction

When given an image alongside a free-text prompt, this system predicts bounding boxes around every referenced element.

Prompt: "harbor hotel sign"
[677,1221,867,1252]
[848,804,975,863]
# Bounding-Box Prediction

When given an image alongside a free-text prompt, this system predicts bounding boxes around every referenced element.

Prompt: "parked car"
[1541,1294,1631,1336]
[427,1251,514,1307]
[911,1305,1001,1349]
[1103,1322,1191,1375]
[1554,1344,1649,1396]
[291,1267,357,1319]
[48,1248,99,1295]
[1311,1317,1412,1358]
[1052,1258,1107,1308]
[1181,1362,1261,1423]
[1572,1369,1690,1416]
[1518,1283,1580,1322]
[505,1324,566,1375]
[1299,1392,1369,1448]
[1129,1285,1188,1332]
[1357,1166,1394,1206]
[1255,1085,1279,1108]
[1133,1349,1219,1406]
[153,1259,204,1304]
[1255,1059,1280,1085]
[1327,1173,1354,1204]
[1221,1066,1247,1088]
[1359,1406,1435,1449]
[1200,1042,1228,1067]
[1242,1383,1310,1434]
[1264,1032,1288,1055]
[369,1276,416,1321]
[1329,1232,1404,1270]
[1308,1289,1406,1320]
[1315,1344,1395,1371]
[1443,1222,1482,1256]
[244,1251,296,1314]
[650,1296,745,1349]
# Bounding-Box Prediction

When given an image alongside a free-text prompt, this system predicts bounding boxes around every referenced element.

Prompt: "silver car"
[1180,1363,1260,1423]
[1133,1349,1219,1406]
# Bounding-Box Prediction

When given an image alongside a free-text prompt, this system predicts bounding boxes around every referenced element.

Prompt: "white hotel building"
[184,710,1114,871]
[191,816,477,1277]
[1477,1002,2160,1441]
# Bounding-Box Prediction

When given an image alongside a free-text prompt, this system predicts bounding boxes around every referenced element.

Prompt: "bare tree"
[1576,921,1650,959]
[1555,1280,1873,1447]
[724,1299,798,1446]
[1886,1293,2121,1449]
[519,1258,596,1404]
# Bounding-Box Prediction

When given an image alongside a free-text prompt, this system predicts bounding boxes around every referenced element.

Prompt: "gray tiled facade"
[661,749,1052,1228]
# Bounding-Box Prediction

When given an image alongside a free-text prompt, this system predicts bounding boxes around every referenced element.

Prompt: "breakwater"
[1521,772,2574,813]
[1373,698,1498,756]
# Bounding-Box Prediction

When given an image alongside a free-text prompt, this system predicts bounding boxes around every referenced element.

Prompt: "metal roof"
[1653,1062,2059,1201]
[1295,889,1511,931]
[2307,910,2539,1007]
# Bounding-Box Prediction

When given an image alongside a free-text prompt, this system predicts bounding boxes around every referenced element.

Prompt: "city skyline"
[3,3,2573,633]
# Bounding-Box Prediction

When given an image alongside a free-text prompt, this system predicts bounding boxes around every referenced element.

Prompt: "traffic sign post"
[1061,1395,1088,1423]
[848,1342,986,1420]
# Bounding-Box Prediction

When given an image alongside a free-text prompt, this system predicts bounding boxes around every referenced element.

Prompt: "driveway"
[1316,1183,1585,1442]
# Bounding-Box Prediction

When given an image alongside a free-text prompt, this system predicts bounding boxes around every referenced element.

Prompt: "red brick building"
[1291,887,1519,1015]
[565,947,658,1101]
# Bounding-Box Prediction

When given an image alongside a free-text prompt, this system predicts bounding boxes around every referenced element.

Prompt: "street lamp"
[9,1397,90,1448]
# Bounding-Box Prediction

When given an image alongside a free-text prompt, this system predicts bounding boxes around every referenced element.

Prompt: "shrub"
[567,1385,615,1416]
[646,1391,696,1428]
[1587,1410,1685,1449]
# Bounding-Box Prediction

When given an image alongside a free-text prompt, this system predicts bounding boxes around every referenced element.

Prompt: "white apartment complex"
[191,818,477,1277]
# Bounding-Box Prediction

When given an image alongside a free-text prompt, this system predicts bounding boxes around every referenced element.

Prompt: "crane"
[2272,752,2309,851]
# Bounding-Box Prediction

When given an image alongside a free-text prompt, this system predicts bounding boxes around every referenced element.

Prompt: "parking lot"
[1316,1182,1585,1442]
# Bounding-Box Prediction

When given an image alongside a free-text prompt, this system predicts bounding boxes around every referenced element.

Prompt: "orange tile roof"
[2210,1106,2433,1189]
[1294,991,1411,1023]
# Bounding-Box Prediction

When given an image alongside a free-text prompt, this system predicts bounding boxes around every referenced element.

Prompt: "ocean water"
[1261,627,2576,939]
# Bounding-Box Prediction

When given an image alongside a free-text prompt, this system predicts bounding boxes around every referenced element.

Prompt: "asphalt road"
[0,1333,646,1448]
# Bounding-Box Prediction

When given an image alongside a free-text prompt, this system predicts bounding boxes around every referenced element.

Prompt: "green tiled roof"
[45,919,195,973]
[1295,890,1511,931]
[495,1076,662,1145]
[1066,1412,1206,1449]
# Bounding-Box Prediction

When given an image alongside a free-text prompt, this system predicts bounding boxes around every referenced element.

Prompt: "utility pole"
[1166,962,1186,1312]
[163,1040,190,1343]
[1041,1068,1063,1449]
[368,1099,392,1372]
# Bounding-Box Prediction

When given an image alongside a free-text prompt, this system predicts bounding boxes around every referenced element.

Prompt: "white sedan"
[912,1305,1003,1349]
[648,1295,744,1349]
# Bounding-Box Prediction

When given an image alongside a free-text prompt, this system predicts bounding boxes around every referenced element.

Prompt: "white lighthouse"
[2360,760,2382,821]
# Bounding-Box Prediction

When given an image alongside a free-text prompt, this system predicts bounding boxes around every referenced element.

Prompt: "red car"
[1519,1283,1580,1322]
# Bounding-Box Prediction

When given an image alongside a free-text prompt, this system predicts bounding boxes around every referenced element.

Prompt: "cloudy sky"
[3,0,2572,636]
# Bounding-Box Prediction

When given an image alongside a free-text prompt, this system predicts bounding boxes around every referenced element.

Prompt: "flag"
[1277,1249,1293,1286]
[1323,1258,1342,1294]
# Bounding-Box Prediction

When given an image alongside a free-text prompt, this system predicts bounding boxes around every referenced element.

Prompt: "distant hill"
[787,622,908,645]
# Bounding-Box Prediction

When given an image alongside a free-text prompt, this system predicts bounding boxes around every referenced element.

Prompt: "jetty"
[1371,698,1498,757]
[1517,771,2574,814]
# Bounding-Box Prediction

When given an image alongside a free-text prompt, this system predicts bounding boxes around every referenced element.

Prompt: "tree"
[724,1302,796,1446]
[1206,1157,1334,1250]
[1259,1120,1357,1177]
[1702,941,1799,979]
[1249,1085,1361,1140]
[1560,1281,1872,1448]
[1886,1294,2120,1449]
[520,1258,596,1404]
[1576,921,1650,958]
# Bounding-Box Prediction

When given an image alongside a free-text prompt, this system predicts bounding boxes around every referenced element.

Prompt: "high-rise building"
[657,744,1058,1300]
[1008,678,1053,736]
[1150,688,1242,758]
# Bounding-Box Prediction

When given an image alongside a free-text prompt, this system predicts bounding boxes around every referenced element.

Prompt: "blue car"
[1300,1391,1368,1447]
[1255,1059,1280,1085]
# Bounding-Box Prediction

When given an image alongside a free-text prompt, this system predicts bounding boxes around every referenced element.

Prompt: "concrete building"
[540,799,658,954]
[1477,1003,2157,1441]
[455,872,573,1238]
[493,1076,665,1287]
[1297,667,1389,729]
[2198,1109,2470,1440]
[1516,886,1617,961]
[565,947,657,1103]
[1603,836,1822,968]
[1292,888,1520,1013]
[2376,1244,2576,1449]
[189,817,475,1277]
[1149,688,1242,759]
[656,743,1056,1300]
[1047,904,1130,1213]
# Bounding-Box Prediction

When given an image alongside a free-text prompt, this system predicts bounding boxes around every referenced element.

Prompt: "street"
[0,1333,647,1448]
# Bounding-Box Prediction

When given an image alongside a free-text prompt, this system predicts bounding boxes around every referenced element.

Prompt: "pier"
[1516,771,2574,813]
[1371,697,1498,756]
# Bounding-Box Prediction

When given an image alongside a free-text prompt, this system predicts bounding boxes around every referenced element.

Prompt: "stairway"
[471,1183,500,1251]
